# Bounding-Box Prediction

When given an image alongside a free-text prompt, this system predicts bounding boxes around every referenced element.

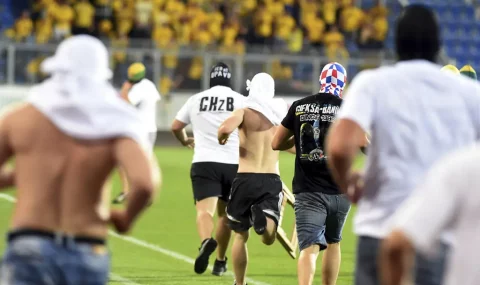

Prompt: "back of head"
[441,64,460,75]
[395,4,440,62]
[247,72,275,100]
[460,65,477,80]
[128,62,146,84]
[319,62,347,97]
[41,35,112,81]
[210,62,232,88]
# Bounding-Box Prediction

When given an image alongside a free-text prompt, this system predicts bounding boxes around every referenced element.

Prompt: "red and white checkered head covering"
[319,62,347,97]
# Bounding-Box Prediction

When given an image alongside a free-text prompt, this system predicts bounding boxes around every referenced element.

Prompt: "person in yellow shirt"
[189,57,203,80]
[112,32,129,66]
[300,0,317,26]
[73,0,95,35]
[304,14,326,46]
[51,0,75,40]
[193,23,213,47]
[274,11,295,50]
[152,22,174,49]
[254,3,274,41]
[322,0,337,27]
[115,2,135,36]
[240,0,257,16]
[369,0,389,19]
[340,0,365,36]
[372,15,388,43]
[15,11,33,42]
[288,27,304,53]
[208,6,224,41]
[165,0,186,24]
[324,25,348,61]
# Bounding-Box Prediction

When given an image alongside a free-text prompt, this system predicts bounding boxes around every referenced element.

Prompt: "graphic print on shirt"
[297,103,339,162]
[199,96,234,112]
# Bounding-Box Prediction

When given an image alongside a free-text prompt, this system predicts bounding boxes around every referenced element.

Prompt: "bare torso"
[7,105,116,239]
[238,109,279,174]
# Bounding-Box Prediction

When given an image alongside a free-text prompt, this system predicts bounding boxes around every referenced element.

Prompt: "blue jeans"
[355,236,448,285]
[0,234,110,285]
[294,192,351,251]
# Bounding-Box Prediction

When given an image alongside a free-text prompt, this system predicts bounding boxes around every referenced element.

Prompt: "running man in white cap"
[113,62,161,204]
[218,73,285,285]
[0,35,156,285]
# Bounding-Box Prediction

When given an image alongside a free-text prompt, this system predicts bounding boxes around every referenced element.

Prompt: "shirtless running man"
[218,73,284,285]
[0,35,155,285]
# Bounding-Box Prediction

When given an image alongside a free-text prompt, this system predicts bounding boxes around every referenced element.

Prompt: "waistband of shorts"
[236,173,280,179]
[7,229,106,245]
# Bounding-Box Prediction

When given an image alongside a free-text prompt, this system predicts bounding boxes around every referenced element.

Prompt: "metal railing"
[0,41,395,96]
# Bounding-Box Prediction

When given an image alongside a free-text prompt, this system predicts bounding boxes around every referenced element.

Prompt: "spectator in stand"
[324,25,349,61]
[152,22,173,49]
[322,0,338,29]
[254,2,274,44]
[288,26,304,53]
[114,1,134,37]
[132,0,153,38]
[14,11,33,42]
[274,10,296,51]
[73,0,95,35]
[370,8,388,48]
[304,11,326,49]
[340,0,365,38]
[209,3,225,42]
[94,0,114,31]
[50,0,75,40]
[300,0,318,28]
[177,16,192,46]
[221,18,240,52]
[194,22,213,47]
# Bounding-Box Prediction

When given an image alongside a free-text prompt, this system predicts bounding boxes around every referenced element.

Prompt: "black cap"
[210,62,232,88]
[395,4,440,63]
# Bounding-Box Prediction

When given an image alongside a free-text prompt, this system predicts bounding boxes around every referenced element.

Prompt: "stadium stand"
[1,0,393,96]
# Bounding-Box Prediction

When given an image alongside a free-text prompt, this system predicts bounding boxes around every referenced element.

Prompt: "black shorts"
[226,173,283,232]
[190,162,238,203]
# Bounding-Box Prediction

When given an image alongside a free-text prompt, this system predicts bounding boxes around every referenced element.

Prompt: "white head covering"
[27,35,147,145]
[245,73,284,125]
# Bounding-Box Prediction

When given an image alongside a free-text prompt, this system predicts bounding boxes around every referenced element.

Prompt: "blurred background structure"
[0,0,474,127]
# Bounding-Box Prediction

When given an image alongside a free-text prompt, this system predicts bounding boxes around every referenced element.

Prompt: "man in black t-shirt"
[272,62,351,285]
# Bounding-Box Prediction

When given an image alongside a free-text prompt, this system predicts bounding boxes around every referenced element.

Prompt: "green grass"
[0,148,365,285]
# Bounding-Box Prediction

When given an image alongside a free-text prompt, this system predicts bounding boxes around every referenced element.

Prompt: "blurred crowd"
[5,0,389,95]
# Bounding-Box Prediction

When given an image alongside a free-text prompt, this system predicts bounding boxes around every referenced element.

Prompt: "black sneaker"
[251,205,266,235]
[112,192,127,204]
[194,238,218,274]
[212,257,227,276]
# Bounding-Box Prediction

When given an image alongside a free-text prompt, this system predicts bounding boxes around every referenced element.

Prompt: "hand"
[110,209,132,234]
[345,172,365,204]
[182,137,195,149]
[120,81,133,101]
[218,133,229,145]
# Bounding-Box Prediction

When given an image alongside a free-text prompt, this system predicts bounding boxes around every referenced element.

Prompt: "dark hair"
[209,62,232,88]
[395,4,440,62]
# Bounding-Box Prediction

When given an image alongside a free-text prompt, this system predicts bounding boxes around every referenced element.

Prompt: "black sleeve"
[281,103,295,131]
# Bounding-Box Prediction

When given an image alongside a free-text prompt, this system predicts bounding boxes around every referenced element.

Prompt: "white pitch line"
[0,194,139,285]
[0,193,272,285]
[109,273,141,285]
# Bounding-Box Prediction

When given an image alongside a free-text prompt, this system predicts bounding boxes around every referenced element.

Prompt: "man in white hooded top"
[218,73,285,285]
[0,35,155,285]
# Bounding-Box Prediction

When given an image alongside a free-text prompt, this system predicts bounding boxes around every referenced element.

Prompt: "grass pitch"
[0,147,365,285]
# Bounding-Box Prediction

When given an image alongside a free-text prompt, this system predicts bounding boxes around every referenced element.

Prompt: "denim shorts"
[294,192,351,251]
[0,234,110,285]
[355,236,449,285]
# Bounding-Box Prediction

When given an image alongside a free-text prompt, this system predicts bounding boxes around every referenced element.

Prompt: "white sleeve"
[390,150,470,256]
[175,96,193,124]
[337,71,376,133]
[128,84,144,106]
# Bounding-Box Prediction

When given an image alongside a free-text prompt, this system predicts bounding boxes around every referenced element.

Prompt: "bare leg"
[322,242,341,285]
[298,245,320,285]
[215,200,231,261]
[195,197,218,241]
[232,231,249,285]
[261,217,277,245]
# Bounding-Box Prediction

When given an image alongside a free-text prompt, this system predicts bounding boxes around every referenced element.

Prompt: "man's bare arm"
[326,118,366,192]
[120,81,133,102]
[272,125,295,151]
[380,230,415,285]
[111,138,155,233]
[0,116,14,190]
[218,108,244,145]
[171,119,194,148]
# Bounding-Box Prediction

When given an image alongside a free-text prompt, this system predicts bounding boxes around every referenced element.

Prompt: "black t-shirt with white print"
[281,93,342,195]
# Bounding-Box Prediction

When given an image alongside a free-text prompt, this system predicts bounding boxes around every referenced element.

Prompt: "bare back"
[6,105,117,238]
[238,109,279,174]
